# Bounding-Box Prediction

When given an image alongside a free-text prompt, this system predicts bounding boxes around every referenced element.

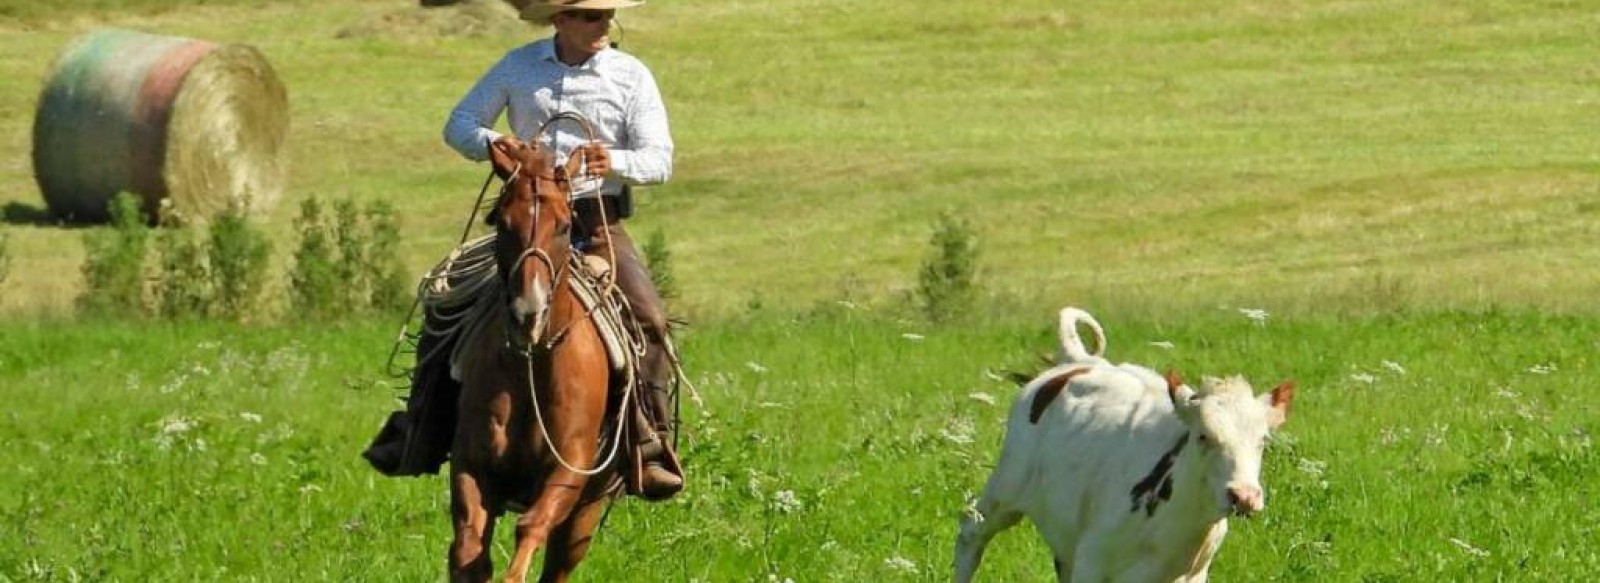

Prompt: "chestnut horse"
[448,133,624,583]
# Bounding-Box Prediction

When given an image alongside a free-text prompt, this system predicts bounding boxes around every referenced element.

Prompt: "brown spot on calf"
[1028,367,1092,424]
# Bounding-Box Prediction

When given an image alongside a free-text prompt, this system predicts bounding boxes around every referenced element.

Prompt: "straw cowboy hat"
[520,0,644,22]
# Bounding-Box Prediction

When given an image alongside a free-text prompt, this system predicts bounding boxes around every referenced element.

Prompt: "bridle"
[497,111,602,356]
[497,161,575,355]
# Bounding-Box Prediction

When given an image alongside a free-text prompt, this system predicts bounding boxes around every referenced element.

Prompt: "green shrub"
[153,225,210,319]
[915,211,980,324]
[208,203,272,321]
[363,200,411,313]
[289,197,341,319]
[288,196,410,319]
[332,198,368,309]
[641,228,678,302]
[79,193,151,316]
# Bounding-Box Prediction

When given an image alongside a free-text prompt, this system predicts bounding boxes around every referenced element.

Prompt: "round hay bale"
[31,28,288,224]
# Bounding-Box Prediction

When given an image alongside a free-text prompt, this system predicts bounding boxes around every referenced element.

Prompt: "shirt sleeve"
[610,65,673,185]
[442,54,512,162]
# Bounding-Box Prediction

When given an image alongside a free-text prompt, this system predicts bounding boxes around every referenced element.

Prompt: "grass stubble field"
[0,0,1597,581]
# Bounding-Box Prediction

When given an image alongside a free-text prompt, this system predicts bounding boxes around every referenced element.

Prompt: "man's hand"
[492,135,525,154]
[572,142,610,178]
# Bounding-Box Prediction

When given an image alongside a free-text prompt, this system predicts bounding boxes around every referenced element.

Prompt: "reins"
[383,157,503,378]
[507,113,633,477]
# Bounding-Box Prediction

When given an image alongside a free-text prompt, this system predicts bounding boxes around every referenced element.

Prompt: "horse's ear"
[488,138,516,181]
[562,144,589,181]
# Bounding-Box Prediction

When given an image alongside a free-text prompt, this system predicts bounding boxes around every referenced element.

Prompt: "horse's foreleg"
[503,475,586,583]
[537,493,611,583]
[450,469,498,583]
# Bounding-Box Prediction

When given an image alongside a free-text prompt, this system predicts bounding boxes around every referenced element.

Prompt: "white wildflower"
[1349,373,1377,385]
[1148,340,1175,349]
[240,412,263,423]
[161,416,196,435]
[1425,423,1450,447]
[940,418,976,445]
[1381,360,1406,375]
[1237,308,1269,325]
[1297,458,1327,477]
[967,392,996,406]
[1449,537,1490,558]
[250,453,268,465]
[159,374,188,394]
[299,484,323,495]
[964,490,985,523]
[1527,363,1557,375]
[1379,426,1407,446]
[771,490,802,514]
[901,333,925,342]
[745,361,768,374]
[884,556,919,574]
[747,473,765,500]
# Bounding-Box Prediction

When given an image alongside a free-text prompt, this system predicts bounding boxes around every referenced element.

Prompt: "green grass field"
[1,0,1597,581]
[1,0,1597,318]
[1,310,1596,580]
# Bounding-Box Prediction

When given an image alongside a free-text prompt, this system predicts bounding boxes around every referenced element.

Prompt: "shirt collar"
[536,36,612,69]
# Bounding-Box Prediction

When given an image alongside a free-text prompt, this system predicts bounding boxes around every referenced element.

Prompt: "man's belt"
[572,185,633,226]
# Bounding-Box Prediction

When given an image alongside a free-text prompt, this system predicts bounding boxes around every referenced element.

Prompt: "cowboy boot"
[630,340,683,500]
[630,405,682,500]
[363,332,457,476]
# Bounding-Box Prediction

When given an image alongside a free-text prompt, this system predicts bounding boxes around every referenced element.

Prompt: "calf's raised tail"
[1056,307,1107,364]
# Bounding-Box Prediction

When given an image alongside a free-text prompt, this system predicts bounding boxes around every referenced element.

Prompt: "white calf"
[956,307,1295,582]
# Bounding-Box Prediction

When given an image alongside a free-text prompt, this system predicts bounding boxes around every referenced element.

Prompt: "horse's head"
[487,140,586,347]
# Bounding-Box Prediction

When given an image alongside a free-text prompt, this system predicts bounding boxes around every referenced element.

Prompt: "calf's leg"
[954,494,1023,583]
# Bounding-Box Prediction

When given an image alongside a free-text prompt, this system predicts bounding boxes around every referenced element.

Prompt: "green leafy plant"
[363,200,411,313]
[289,197,340,320]
[79,193,151,317]
[915,211,979,324]
[208,202,272,321]
[641,228,678,302]
[332,198,368,309]
[154,225,210,319]
[288,196,410,319]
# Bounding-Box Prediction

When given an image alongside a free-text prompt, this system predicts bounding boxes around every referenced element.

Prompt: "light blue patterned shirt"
[443,37,673,199]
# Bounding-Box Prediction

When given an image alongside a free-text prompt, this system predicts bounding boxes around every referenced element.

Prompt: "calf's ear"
[1261,380,1296,429]
[1164,369,1187,407]
[1166,369,1199,421]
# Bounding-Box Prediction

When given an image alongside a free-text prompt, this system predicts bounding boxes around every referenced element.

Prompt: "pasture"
[1,0,1597,581]
[1,309,1597,580]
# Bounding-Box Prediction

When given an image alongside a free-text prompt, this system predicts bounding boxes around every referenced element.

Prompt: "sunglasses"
[562,9,614,23]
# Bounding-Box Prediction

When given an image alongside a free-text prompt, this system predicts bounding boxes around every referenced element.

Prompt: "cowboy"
[363,0,683,500]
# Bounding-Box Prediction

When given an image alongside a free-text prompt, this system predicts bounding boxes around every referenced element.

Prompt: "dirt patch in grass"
[335,0,531,40]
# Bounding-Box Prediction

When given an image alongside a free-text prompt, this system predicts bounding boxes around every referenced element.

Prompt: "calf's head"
[1166,372,1294,517]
